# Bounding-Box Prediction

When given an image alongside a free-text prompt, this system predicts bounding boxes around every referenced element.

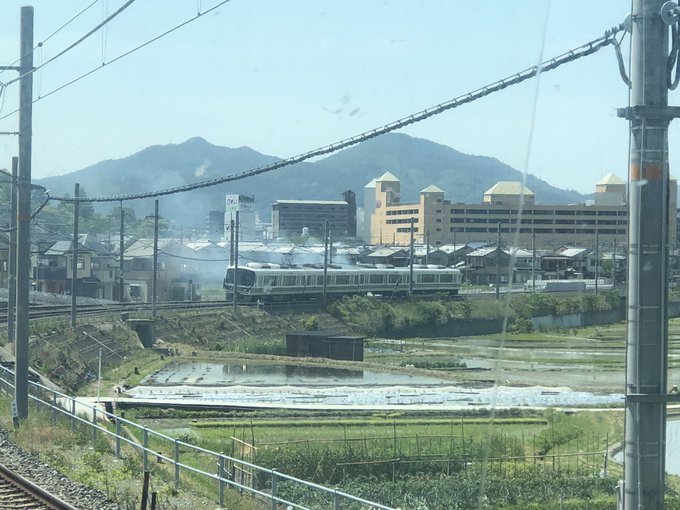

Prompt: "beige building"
[367,173,678,250]
[369,172,448,245]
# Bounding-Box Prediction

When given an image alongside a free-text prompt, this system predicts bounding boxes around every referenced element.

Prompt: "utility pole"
[152,200,158,319]
[119,201,125,301]
[531,230,536,292]
[495,222,501,299]
[329,228,333,265]
[233,210,239,314]
[614,238,618,282]
[323,219,328,307]
[70,183,79,328]
[425,230,430,265]
[7,157,17,345]
[618,1,679,506]
[409,217,415,295]
[594,230,599,295]
[229,216,235,267]
[15,5,33,420]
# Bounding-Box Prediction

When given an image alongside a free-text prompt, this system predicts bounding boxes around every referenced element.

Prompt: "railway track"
[0,462,79,510]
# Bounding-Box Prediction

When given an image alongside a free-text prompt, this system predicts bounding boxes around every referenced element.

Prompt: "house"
[80,235,119,300]
[464,246,512,285]
[33,240,94,296]
[361,247,410,267]
[464,245,540,285]
[123,239,199,302]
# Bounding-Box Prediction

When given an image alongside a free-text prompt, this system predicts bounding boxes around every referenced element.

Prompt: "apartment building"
[367,172,677,250]
[272,190,357,239]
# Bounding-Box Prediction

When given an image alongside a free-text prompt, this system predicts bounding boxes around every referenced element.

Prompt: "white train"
[223,263,462,302]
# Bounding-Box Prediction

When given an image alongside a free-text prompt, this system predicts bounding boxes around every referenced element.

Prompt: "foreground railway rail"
[0,463,79,510]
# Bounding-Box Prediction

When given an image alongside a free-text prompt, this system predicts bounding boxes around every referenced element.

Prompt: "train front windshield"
[225,268,256,287]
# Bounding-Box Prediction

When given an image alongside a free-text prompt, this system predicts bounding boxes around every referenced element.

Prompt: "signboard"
[226,195,239,213]
[226,194,254,213]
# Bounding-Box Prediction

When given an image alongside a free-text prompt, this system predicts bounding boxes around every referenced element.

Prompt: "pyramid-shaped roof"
[364,178,378,188]
[484,181,534,196]
[376,171,400,182]
[596,173,625,185]
[421,184,444,193]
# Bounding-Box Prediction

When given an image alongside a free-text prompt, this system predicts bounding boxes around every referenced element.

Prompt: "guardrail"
[0,365,394,510]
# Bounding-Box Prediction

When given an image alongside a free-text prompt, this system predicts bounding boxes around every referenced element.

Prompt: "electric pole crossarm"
[617,105,680,120]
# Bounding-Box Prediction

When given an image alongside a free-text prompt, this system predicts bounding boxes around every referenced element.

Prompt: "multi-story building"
[272,191,357,239]
[367,172,677,250]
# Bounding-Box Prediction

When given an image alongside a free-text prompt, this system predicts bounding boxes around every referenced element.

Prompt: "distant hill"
[35,133,586,230]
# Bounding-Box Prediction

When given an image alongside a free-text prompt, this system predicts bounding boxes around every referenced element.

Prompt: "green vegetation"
[328,292,621,337]
[0,395,254,510]
[7,299,680,509]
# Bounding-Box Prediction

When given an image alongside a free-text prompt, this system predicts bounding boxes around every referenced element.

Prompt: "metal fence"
[0,365,394,510]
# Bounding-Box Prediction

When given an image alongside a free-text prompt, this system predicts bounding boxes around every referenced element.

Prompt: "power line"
[0,0,100,78]
[50,23,625,204]
[4,0,137,88]
[0,0,231,121]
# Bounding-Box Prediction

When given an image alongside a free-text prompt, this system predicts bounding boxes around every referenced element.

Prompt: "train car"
[223,263,462,302]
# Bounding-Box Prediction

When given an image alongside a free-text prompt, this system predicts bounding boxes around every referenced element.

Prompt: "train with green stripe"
[223,263,462,302]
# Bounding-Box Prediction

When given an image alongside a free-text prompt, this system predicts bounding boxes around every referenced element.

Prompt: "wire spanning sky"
[0,1,659,195]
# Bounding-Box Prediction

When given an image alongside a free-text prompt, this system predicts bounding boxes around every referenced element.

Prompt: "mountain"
[35,133,586,230]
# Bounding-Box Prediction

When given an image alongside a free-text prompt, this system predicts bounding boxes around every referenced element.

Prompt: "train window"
[421,274,436,283]
[440,274,454,283]
[336,275,350,285]
[262,276,277,287]
[388,274,401,284]
[305,275,314,286]
[282,275,297,286]
[369,274,384,284]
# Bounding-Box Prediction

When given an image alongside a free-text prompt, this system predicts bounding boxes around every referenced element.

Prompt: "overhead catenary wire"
[0,0,232,121]
[47,23,625,205]
[3,0,137,88]
[0,0,100,77]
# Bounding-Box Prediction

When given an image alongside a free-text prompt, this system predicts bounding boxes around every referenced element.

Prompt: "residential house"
[123,239,198,302]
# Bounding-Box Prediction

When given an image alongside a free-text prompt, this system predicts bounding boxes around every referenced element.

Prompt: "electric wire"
[47,23,625,205]
[668,18,680,89]
[3,0,137,88]
[0,0,100,77]
[0,0,231,121]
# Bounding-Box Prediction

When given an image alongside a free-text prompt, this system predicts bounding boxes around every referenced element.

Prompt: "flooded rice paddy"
[129,361,623,408]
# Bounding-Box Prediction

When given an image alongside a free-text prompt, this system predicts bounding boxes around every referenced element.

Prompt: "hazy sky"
[0,1,657,194]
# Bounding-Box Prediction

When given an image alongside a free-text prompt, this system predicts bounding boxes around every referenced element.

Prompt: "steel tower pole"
[620,1,674,507]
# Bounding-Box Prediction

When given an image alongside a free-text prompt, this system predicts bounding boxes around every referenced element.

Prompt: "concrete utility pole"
[152,200,158,319]
[70,183,79,328]
[15,5,33,420]
[531,230,536,292]
[329,228,333,265]
[618,1,680,506]
[323,219,329,307]
[7,157,17,345]
[495,223,501,299]
[594,230,599,295]
[229,215,234,266]
[119,201,125,301]
[425,230,430,265]
[409,217,415,295]
[233,210,239,314]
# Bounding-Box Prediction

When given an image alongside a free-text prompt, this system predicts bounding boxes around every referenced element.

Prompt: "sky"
[0,1,659,195]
